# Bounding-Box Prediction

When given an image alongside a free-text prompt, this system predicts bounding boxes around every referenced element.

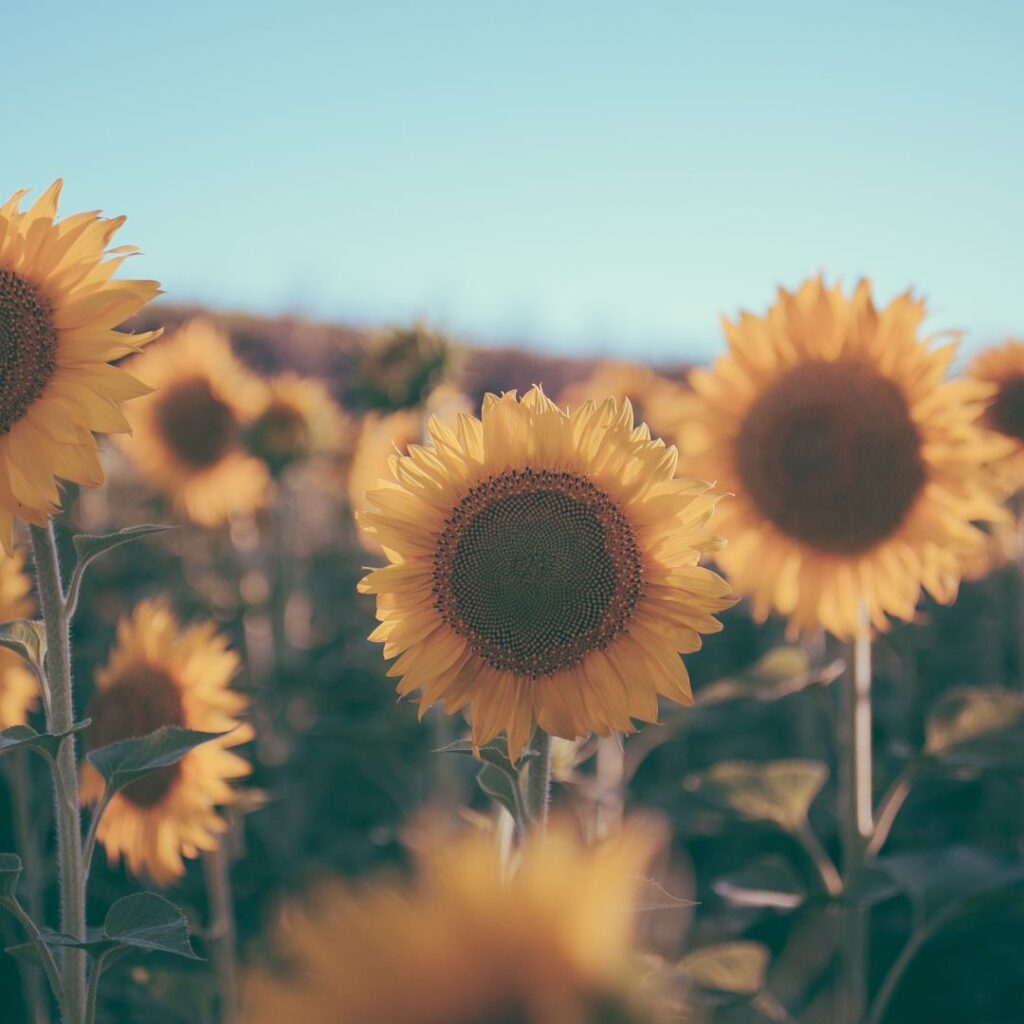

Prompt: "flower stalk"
[526,730,553,828]
[29,522,86,1024]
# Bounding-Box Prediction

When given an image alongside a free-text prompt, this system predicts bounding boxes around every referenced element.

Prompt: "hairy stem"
[203,842,239,1024]
[525,730,553,829]
[30,522,86,1024]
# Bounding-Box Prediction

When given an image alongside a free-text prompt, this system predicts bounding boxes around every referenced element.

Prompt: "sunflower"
[80,598,252,885]
[966,339,1024,493]
[558,361,690,448]
[358,386,733,759]
[244,372,350,477]
[0,551,38,728]
[119,318,271,526]
[245,819,669,1024]
[0,180,160,552]
[348,384,472,554]
[676,277,1006,638]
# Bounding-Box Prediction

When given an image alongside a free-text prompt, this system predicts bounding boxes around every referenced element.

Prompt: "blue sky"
[5,1,1021,360]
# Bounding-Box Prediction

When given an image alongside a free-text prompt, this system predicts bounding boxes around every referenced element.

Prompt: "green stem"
[1,896,64,1012]
[838,622,874,1024]
[203,842,239,1024]
[525,730,552,828]
[794,822,843,898]
[30,522,86,1024]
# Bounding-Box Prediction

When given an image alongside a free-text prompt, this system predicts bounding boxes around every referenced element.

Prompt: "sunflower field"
[0,178,1023,1024]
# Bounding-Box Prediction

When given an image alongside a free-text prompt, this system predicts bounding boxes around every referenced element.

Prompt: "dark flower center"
[735,359,926,554]
[0,270,59,435]
[87,665,185,808]
[987,376,1024,442]
[433,469,643,678]
[155,377,238,469]
[246,402,310,474]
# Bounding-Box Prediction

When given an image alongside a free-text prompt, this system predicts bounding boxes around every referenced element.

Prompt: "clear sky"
[6,1,1021,360]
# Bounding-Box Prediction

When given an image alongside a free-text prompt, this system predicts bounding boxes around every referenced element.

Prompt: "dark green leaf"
[839,866,901,907]
[713,856,807,910]
[925,688,1024,770]
[698,647,843,706]
[0,619,47,675]
[72,525,176,566]
[87,727,225,797]
[435,735,536,776]
[0,853,23,899]
[475,763,525,825]
[685,760,828,832]
[677,941,770,996]
[101,893,199,959]
[0,721,91,761]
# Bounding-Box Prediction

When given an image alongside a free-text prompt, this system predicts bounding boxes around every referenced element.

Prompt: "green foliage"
[677,941,770,997]
[925,687,1024,769]
[71,525,177,567]
[0,721,90,761]
[0,619,47,677]
[0,853,22,900]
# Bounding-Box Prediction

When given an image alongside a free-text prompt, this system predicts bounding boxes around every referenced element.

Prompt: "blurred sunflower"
[348,384,471,553]
[0,180,160,552]
[967,339,1024,492]
[358,386,733,759]
[677,277,1006,638]
[558,361,689,448]
[119,318,271,526]
[352,321,459,413]
[0,552,38,728]
[81,598,252,885]
[245,819,669,1024]
[245,372,350,477]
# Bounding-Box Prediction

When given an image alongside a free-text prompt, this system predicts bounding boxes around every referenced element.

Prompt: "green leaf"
[87,726,225,798]
[685,759,828,832]
[677,941,770,996]
[475,763,526,826]
[713,856,807,910]
[72,525,176,566]
[0,619,47,676]
[435,735,536,773]
[698,647,844,706]
[101,893,199,959]
[925,688,1024,768]
[0,853,23,899]
[0,721,91,761]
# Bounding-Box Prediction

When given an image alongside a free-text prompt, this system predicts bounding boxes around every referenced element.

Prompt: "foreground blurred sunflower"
[558,361,689,448]
[119,318,270,526]
[0,552,38,728]
[0,180,160,552]
[81,598,252,884]
[245,372,350,477]
[677,277,1005,638]
[358,386,733,759]
[967,339,1024,493]
[348,384,471,553]
[245,819,669,1024]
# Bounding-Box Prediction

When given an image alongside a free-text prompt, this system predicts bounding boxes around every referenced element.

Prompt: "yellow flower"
[348,384,471,554]
[677,277,1006,638]
[0,180,160,552]
[358,386,733,759]
[966,339,1024,493]
[558,361,689,448]
[80,598,252,885]
[0,551,38,728]
[245,819,668,1024]
[245,372,350,477]
[119,318,270,526]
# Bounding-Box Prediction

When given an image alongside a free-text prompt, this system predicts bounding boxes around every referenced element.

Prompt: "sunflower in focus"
[966,339,1024,493]
[677,277,1006,638]
[81,598,252,885]
[119,318,271,526]
[358,386,733,759]
[0,552,38,728]
[558,361,689,448]
[0,181,160,552]
[245,372,350,477]
[245,819,670,1024]
[348,384,471,553]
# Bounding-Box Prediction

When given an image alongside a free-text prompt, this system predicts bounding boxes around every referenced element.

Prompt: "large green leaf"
[0,721,91,761]
[685,759,829,832]
[925,688,1024,769]
[72,525,176,566]
[677,941,770,996]
[101,893,199,959]
[435,735,537,772]
[0,619,47,676]
[475,763,527,827]
[87,727,225,798]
